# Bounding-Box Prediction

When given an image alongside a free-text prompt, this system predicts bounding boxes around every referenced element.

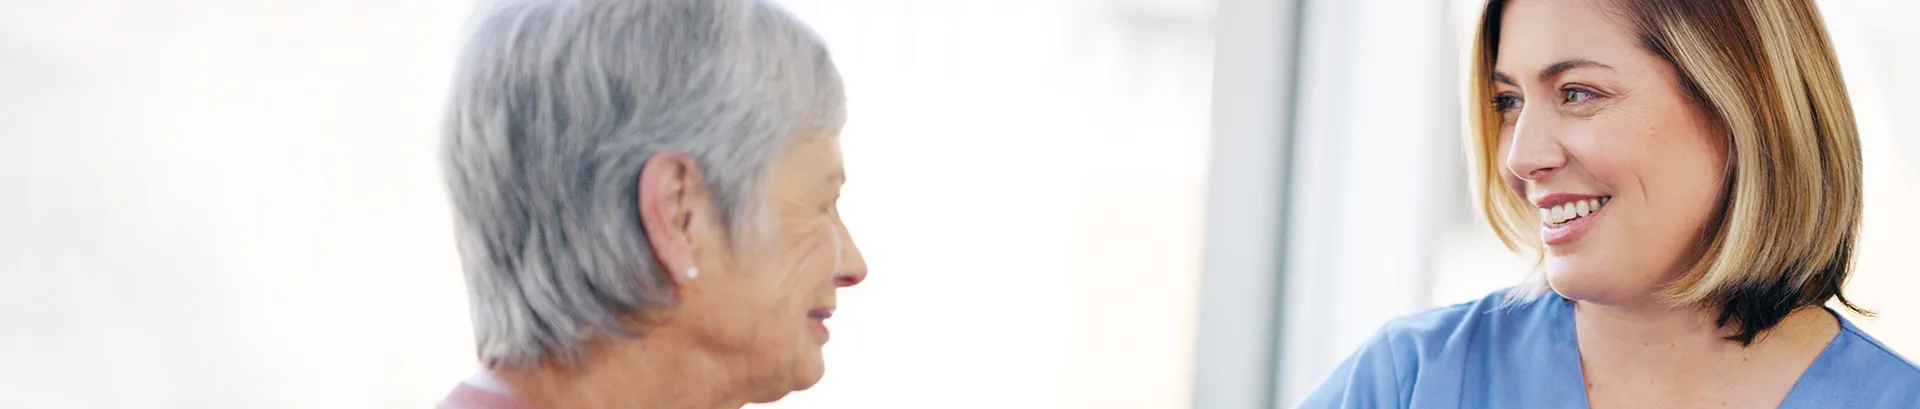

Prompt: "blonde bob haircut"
[1466,0,1866,344]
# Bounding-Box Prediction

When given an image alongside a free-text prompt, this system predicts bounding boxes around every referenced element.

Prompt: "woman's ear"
[638,151,709,288]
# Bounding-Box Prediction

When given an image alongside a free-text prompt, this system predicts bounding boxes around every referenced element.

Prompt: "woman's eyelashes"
[1493,92,1525,113]
[1560,86,1602,105]
[1492,85,1608,116]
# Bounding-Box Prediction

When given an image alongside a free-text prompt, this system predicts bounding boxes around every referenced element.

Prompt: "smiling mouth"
[1542,196,1610,226]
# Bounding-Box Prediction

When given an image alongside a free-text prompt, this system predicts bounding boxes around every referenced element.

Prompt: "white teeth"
[1544,196,1609,225]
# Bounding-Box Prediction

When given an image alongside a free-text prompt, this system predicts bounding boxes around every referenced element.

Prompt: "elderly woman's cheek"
[770,223,838,294]
[803,227,843,286]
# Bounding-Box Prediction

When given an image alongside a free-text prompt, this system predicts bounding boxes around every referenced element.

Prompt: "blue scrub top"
[1301,289,1920,408]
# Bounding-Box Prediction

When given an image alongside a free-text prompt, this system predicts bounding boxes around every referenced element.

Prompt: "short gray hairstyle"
[441,0,845,367]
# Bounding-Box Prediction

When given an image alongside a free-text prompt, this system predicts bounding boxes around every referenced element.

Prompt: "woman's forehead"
[769,136,845,192]
[1493,0,1640,78]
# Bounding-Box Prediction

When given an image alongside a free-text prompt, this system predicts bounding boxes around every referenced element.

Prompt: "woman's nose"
[1505,108,1568,181]
[833,226,867,288]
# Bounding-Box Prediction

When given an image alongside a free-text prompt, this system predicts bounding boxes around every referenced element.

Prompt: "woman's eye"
[1492,95,1523,113]
[1561,88,1597,104]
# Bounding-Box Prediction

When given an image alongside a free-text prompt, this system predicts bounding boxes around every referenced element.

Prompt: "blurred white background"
[0,0,1912,408]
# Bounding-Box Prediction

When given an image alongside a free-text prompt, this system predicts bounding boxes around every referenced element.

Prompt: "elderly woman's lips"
[808,308,833,342]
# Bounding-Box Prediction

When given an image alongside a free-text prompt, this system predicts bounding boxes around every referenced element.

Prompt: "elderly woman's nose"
[833,233,867,288]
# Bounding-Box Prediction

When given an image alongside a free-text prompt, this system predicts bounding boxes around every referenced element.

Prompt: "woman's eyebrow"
[1538,59,1614,83]
[1493,71,1516,86]
[1493,59,1615,87]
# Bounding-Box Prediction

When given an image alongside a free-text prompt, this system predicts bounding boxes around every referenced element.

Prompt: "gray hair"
[441,0,845,367]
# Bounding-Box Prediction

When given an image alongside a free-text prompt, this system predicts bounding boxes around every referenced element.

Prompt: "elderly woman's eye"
[1561,87,1598,104]
[1492,94,1524,113]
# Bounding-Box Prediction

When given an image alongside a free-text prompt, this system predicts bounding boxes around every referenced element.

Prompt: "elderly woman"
[434,0,866,408]
[1304,0,1919,408]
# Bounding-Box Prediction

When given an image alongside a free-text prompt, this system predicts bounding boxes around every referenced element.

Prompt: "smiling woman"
[1299,0,1920,408]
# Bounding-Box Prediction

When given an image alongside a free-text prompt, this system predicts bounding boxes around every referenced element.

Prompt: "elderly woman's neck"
[493,336,756,409]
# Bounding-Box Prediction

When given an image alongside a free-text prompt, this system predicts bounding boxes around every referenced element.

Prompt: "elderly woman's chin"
[790,348,828,389]
[744,353,827,403]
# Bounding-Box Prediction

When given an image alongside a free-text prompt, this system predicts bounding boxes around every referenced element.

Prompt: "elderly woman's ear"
[639,150,711,287]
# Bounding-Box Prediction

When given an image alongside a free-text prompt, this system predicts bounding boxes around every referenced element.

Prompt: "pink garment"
[436,370,537,409]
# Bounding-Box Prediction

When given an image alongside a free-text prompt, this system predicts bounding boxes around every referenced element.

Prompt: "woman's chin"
[790,372,824,392]
[787,351,827,390]
[749,358,825,404]
[1543,263,1625,303]
[1542,254,1673,305]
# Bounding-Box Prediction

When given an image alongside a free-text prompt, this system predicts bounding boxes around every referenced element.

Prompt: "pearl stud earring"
[685,267,699,279]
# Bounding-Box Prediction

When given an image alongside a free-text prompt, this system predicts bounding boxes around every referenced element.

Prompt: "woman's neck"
[495,333,754,409]
[1573,298,1837,360]
[1573,299,1725,358]
[1571,298,1839,406]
